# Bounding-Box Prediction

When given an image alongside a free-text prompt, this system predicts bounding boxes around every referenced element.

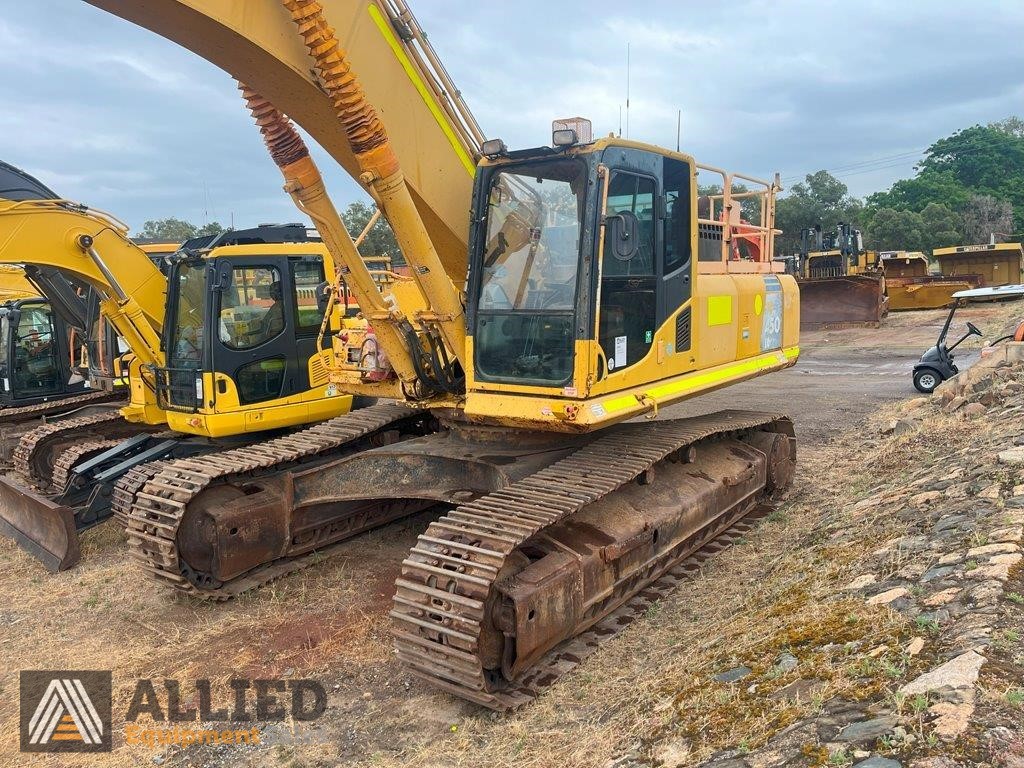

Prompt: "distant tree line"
[135,217,225,242]
[776,117,1023,255]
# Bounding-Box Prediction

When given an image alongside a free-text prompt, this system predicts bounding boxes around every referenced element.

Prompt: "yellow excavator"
[0,200,412,570]
[0,161,134,459]
[83,0,801,708]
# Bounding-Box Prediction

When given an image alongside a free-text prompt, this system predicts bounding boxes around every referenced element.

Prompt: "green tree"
[920,202,962,252]
[866,208,927,252]
[196,221,225,237]
[868,121,1024,234]
[341,201,403,266]
[135,217,224,241]
[774,171,863,254]
[865,169,970,214]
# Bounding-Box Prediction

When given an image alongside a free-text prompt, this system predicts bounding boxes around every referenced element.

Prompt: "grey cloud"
[3,0,1021,234]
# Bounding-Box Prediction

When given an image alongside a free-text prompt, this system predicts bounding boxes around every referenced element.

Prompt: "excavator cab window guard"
[154,365,202,413]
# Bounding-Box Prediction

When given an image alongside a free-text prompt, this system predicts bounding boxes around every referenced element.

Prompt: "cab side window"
[603,174,656,277]
[14,305,61,394]
[219,266,285,350]
[663,159,692,274]
[293,259,327,333]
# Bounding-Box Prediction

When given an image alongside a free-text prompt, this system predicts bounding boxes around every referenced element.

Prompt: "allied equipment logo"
[20,671,112,753]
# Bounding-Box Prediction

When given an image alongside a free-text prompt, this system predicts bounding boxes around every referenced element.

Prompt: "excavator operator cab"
[157,225,347,438]
[468,136,696,390]
[0,297,85,407]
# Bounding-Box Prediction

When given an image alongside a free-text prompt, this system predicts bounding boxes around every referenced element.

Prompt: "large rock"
[961,402,988,419]
[997,447,1024,465]
[867,587,909,606]
[835,715,898,744]
[899,650,985,695]
[853,757,902,768]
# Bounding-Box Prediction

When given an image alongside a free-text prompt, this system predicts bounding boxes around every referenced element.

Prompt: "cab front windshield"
[474,159,585,386]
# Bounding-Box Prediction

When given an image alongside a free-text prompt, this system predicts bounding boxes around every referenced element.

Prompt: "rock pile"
[678,359,1024,768]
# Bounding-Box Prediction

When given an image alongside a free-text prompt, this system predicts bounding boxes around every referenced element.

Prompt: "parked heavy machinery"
[0,205,378,571]
[934,242,1024,288]
[879,251,979,311]
[87,0,800,708]
[795,223,888,328]
[0,162,131,454]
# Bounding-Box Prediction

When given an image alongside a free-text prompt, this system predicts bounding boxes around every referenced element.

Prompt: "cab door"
[597,168,659,376]
[11,301,64,401]
[595,152,694,381]
[210,255,327,407]
[659,156,694,353]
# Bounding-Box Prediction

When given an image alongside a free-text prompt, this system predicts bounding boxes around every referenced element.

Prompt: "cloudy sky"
[3,1,1022,233]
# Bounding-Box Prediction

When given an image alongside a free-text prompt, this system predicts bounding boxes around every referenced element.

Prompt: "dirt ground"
[0,301,1019,768]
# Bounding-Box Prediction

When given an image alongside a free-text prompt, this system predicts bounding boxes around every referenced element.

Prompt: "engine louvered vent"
[309,353,328,386]
[675,307,692,352]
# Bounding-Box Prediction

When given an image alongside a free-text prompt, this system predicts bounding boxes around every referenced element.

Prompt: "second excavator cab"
[156,226,353,438]
[0,298,84,406]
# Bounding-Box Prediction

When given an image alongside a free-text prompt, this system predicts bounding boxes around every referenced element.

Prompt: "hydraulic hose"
[280,0,467,375]
[240,84,422,387]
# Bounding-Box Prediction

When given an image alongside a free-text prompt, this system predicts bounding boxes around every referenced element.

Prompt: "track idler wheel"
[744,430,795,493]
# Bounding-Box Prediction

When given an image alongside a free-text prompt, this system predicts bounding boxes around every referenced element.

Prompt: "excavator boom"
[86,0,480,286]
[0,201,165,345]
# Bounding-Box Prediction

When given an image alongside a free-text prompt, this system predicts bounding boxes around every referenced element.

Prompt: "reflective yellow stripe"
[367,4,476,176]
[601,346,800,413]
[707,295,732,326]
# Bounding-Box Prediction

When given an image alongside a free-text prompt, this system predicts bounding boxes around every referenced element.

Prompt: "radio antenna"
[676,109,681,152]
[625,42,631,139]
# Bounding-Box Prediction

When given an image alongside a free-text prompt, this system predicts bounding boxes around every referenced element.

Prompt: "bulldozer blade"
[886,276,981,311]
[0,476,80,572]
[798,275,888,329]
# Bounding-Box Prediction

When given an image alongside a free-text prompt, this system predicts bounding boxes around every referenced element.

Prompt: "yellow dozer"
[794,224,888,328]
[880,251,979,311]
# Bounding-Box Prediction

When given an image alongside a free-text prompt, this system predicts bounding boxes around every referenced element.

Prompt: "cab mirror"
[316,281,331,313]
[213,264,232,292]
[606,211,639,261]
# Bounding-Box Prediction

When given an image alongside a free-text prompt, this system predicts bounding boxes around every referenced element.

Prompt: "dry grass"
[3,300,1024,767]
[0,514,427,768]
[1,442,926,768]
[0,416,955,768]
